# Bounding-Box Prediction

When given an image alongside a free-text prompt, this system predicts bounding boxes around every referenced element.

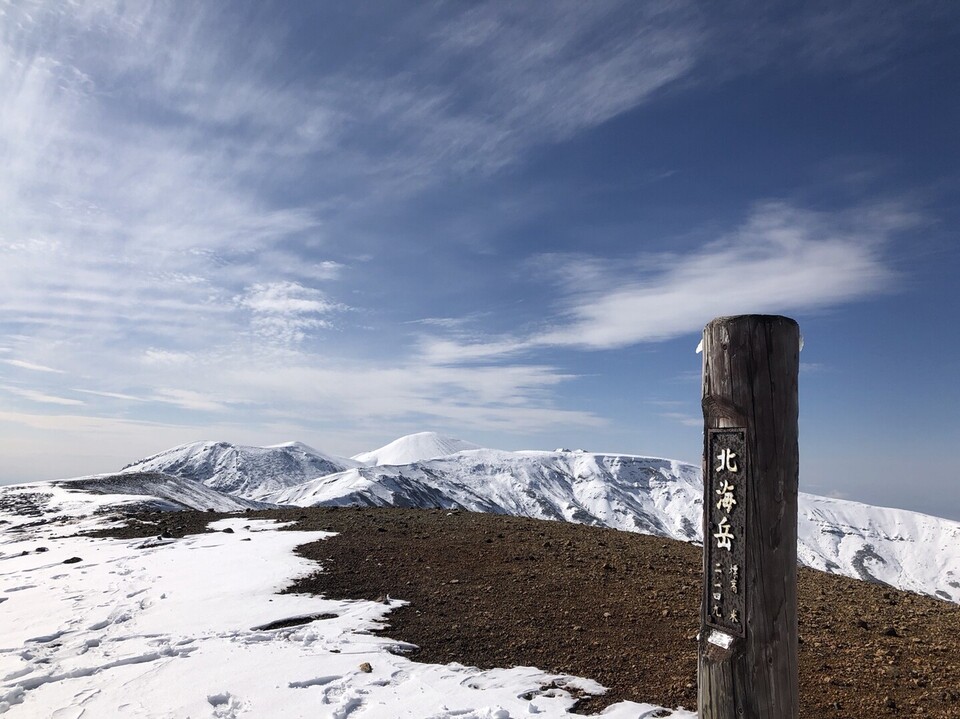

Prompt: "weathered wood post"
[698,315,800,719]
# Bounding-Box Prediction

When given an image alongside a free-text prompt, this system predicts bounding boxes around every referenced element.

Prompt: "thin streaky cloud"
[72,388,148,402]
[149,389,231,414]
[2,359,65,373]
[1,385,84,406]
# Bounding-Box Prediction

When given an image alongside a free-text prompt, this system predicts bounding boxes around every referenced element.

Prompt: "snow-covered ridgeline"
[270,449,703,543]
[0,514,691,718]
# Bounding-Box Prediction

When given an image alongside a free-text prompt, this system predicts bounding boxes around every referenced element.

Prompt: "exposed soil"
[93,507,960,717]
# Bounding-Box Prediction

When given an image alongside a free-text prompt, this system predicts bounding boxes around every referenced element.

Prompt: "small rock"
[883,626,899,637]
[222,527,234,534]
[359,662,372,673]
[35,546,49,553]
[62,557,83,564]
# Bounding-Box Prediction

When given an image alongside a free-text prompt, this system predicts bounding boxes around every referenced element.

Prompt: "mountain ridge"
[6,432,960,604]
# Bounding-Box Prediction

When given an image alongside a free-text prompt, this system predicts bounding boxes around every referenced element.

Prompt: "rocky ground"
[94,506,960,717]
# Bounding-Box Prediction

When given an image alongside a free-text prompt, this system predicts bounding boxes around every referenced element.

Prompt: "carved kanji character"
[715,448,739,473]
[714,516,735,551]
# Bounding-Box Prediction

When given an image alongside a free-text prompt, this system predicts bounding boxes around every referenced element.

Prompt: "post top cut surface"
[704,314,799,330]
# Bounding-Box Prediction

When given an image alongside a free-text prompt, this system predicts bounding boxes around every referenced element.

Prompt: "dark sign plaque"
[705,428,747,637]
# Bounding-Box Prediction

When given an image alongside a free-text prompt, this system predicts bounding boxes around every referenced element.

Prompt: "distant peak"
[264,440,315,452]
[353,432,484,466]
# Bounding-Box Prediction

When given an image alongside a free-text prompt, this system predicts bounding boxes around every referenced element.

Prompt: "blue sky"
[1,1,958,518]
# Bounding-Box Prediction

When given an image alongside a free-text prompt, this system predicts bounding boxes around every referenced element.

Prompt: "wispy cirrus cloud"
[2,359,65,374]
[0,1,702,455]
[1,385,84,406]
[0,1,700,360]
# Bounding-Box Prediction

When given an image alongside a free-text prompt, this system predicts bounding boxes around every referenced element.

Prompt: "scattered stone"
[359,662,373,673]
[62,556,82,564]
[35,546,48,553]
[222,527,234,534]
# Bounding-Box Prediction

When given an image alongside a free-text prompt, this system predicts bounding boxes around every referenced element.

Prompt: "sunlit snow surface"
[0,509,693,718]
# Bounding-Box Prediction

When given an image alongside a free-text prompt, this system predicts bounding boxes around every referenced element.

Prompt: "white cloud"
[0,2,702,369]
[149,389,230,413]
[533,201,909,349]
[237,282,342,316]
[141,349,194,366]
[71,388,147,402]
[1,385,84,406]
[236,282,348,345]
[315,261,345,280]
[216,360,601,433]
[419,201,912,362]
[2,359,65,373]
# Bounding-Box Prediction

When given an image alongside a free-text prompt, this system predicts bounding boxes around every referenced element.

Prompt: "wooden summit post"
[698,315,800,719]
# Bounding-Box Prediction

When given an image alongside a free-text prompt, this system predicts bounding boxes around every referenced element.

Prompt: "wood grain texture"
[698,315,800,719]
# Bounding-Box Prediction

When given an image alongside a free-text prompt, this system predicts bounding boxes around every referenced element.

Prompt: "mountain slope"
[122,440,359,500]
[58,472,266,512]
[797,493,960,601]
[352,432,482,466]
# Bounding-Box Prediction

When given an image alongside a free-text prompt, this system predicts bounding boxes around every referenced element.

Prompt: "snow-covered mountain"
[271,449,702,542]
[352,431,482,466]
[121,440,359,501]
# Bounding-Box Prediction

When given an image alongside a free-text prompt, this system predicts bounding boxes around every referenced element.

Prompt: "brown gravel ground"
[93,507,960,717]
